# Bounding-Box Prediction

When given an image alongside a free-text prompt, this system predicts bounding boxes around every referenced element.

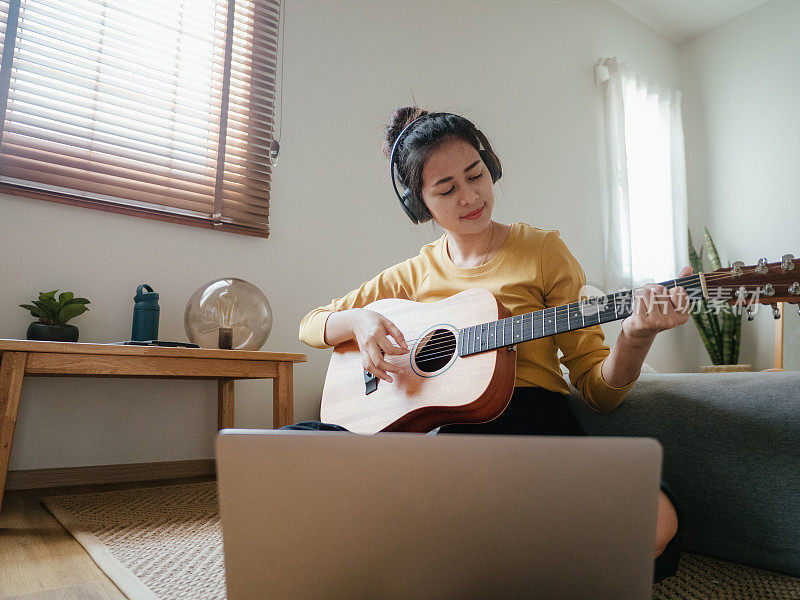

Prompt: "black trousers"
[283,386,681,584]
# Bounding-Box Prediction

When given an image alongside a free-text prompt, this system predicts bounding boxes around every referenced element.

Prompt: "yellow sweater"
[299,222,637,414]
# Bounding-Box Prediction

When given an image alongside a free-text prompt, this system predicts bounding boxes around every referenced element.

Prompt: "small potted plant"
[688,228,749,372]
[20,290,91,342]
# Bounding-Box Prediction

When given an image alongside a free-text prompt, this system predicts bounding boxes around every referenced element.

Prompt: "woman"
[298,108,689,582]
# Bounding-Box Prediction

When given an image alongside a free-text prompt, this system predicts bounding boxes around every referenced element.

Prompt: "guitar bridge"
[364,369,378,395]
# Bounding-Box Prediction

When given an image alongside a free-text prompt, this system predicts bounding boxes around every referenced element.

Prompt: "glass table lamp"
[184,278,272,350]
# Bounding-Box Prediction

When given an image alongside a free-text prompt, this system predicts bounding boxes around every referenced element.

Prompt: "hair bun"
[382,106,428,159]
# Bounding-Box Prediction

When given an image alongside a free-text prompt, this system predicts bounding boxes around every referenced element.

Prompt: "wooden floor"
[0,476,215,600]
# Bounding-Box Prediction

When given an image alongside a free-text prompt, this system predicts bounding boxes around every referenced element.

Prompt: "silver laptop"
[216,430,662,600]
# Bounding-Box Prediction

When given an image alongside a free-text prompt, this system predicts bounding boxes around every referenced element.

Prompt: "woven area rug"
[43,482,224,600]
[43,481,800,600]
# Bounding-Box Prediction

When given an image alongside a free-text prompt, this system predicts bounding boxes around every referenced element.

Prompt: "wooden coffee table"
[0,339,306,513]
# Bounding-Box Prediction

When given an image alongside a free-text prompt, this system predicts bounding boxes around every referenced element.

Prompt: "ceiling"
[607,0,773,43]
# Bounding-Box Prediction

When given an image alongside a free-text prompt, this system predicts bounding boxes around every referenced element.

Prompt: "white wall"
[0,0,683,470]
[678,0,800,370]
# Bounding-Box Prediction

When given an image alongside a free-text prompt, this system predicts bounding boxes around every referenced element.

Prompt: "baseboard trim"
[5,459,216,490]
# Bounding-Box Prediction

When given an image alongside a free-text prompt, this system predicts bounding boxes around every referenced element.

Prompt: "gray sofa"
[565,371,800,578]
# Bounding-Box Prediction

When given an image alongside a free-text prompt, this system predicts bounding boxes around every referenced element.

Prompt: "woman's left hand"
[621,266,693,341]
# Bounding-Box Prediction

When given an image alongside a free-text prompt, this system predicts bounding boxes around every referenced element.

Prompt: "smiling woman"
[294,107,692,583]
[0,0,282,237]
[421,138,498,256]
[301,108,693,403]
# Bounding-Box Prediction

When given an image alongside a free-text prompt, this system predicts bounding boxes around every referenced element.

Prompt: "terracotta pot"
[698,364,752,373]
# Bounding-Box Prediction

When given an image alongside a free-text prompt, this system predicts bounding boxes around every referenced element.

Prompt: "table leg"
[273,362,293,429]
[0,352,27,514]
[218,379,235,430]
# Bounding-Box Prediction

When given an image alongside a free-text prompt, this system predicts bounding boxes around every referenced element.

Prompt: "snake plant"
[687,228,742,365]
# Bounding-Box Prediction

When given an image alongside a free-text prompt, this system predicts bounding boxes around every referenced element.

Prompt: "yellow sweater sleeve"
[541,231,637,413]
[298,259,421,349]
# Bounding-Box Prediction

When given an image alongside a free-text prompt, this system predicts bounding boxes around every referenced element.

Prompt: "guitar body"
[321,288,517,435]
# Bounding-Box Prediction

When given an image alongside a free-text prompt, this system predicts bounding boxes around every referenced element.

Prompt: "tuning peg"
[797,304,800,317]
[755,258,769,274]
[789,282,800,296]
[772,305,781,319]
[746,306,755,321]
[762,283,775,296]
[781,254,795,271]
[731,261,744,277]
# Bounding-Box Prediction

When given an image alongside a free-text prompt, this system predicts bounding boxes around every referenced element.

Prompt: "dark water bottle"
[131,284,160,342]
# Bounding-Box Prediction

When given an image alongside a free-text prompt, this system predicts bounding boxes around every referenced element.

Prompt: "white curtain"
[596,57,688,290]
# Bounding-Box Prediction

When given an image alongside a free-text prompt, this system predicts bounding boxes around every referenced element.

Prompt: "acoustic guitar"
[321,255,799,434]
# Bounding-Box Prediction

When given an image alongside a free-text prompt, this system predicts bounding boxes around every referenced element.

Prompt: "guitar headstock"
[701,254,800,309]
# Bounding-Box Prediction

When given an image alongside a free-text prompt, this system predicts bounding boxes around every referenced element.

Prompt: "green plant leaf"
[720,304,735,364]
[691,309,722,364]
[687,229,704,275]
[39,290,58,301]
[33,298,60,320]
[703,227,722,271]
[57,303,88,324]
[691,296,727,364]
[44,299,60,316]
[689,307,712,341]
[688,228,742,364]
[58,291,74,304]
[731,306,743,364]
[62,298,90,307]
[20,304,48,320]
[704,300,723,349]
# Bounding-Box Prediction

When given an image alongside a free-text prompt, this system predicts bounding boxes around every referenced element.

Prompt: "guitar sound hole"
[414,328,456,373]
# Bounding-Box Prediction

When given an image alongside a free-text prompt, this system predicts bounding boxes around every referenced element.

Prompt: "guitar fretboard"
[458,276,705,357]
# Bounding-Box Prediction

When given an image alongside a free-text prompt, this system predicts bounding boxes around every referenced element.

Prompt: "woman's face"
[420,137,495,234]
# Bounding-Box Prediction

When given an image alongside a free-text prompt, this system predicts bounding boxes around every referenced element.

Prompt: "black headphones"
[389,112,502,224]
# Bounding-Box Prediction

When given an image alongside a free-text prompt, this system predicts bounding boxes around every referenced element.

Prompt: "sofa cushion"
[565,372,800,577]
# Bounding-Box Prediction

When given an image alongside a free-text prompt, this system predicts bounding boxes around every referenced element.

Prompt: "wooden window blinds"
[0,0,279,238]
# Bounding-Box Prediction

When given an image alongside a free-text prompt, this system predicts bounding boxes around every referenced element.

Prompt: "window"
[0,0,280,237]
[596,57,688,289]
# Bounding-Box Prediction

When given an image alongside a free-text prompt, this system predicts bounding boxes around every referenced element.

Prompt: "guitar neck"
[458,274,706,357]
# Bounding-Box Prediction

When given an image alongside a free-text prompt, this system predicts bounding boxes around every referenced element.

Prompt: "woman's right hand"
[349,309,409,383]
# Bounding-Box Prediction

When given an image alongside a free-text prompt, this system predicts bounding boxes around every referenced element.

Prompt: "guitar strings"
[381,309,760,369]
[384,271,709,349]
[373,265,785,366]
[391,299,762,365]
[385,291,775,365]
[388,267,771,352]
[387,292,751,368]
[400,288,760,365]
